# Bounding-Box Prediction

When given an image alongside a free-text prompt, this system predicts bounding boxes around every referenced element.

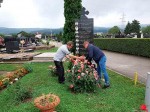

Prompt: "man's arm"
[66,54,81,60]
[86,45,93,62]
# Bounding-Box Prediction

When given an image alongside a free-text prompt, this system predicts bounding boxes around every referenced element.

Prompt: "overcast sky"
[0,0,150,28]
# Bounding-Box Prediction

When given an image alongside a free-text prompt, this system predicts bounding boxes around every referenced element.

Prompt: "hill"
[0,27,110,35]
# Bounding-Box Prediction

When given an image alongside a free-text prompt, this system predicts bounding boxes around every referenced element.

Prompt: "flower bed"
[0,64,32,90]
[66,59,101,93]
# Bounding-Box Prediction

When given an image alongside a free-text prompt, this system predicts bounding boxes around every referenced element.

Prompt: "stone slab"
[33,53,56,61]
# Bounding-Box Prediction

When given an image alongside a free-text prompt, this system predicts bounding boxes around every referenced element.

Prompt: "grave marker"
[75,7,94,55]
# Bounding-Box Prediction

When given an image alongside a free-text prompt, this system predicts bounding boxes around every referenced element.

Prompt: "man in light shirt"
[53,41,79,84]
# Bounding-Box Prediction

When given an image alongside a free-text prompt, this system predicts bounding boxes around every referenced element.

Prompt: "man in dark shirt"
[83,41,110,88]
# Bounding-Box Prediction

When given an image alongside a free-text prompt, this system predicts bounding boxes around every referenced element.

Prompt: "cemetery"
[0,0,150,112]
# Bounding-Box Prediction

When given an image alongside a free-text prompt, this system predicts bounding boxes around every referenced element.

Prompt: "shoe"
[102,84,110,89]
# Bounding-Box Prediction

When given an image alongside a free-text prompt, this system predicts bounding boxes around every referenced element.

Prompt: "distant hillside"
[0,24,150,35]
[0,27,110,35]
[0,27,62,35]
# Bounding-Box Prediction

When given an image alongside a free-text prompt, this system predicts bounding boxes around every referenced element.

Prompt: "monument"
[0,0,3,7]
[75,7,94,55]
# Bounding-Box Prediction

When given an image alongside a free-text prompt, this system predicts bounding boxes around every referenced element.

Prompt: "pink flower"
[85,70,89,74]
[91,64,94,68]
[87,62,91,65]
[69,84,74,89]
[78,69,81,73]
[77,76,81,79]
[74,60,78,65]
[67,70,71,72]
[81,64,84,70]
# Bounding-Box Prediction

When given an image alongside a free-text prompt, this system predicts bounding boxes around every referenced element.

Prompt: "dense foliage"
[63,0,82,43]
[108,26,120,34]
[66,59,100,93]
[94,38,150,58]
[124,20,141,35]
[142,26,150,34]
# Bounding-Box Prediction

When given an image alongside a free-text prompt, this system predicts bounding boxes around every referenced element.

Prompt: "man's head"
[83,41,89,49]
[67,41,74,50]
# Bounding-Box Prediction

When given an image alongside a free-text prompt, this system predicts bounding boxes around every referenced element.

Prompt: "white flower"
[81,73,85,76]
[15,78,18,81]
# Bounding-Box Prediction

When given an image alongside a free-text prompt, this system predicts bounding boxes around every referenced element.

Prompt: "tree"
[108,26,120,34]
[0,34,5,38]
[142,26,150,34]
[130,19,141,34]
[124,22,132,34]
[63,0,82,43]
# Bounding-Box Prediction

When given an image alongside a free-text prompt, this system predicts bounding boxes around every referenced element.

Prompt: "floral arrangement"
[0,64,32,90]
[66,58,101,93]
[34,93,60,112]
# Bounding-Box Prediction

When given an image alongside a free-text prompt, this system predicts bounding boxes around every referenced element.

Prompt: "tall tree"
[63,0,82,43]
[124,22,132,34]
[108,26,120,34]
[131,19,141,34]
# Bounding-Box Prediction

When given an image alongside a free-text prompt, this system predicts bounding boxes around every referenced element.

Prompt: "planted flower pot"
[34,94,60,112]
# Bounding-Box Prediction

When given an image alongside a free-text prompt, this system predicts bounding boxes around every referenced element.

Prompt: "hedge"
[94,38,150,58]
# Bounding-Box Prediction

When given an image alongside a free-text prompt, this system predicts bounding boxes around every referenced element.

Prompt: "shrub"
[48,65,57,77]
[94,38,150,58]
[66,59,100,93]
[14,82,32,102]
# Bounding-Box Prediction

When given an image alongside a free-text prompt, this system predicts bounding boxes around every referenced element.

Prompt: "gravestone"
[75,7,94,55]
[0,0,3,7]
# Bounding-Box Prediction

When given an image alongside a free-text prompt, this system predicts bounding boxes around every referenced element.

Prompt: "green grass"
[0,62,145,112]
[0,64,22,71]
[35,47,58,53]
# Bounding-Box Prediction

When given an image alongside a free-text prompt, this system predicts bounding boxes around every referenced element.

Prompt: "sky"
[0,0,150,28]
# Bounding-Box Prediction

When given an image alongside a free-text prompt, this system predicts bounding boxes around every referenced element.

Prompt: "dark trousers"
[54,61,65,83]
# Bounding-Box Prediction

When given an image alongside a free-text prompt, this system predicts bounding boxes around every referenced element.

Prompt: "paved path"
[50,41,62,47]
[103,50,150,83]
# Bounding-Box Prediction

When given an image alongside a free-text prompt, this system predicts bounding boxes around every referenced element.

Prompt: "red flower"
[87,62,91,65]
[140,104,147,111]
[91,64,95,68]
[77,76,81,79]
[78,69,81,73]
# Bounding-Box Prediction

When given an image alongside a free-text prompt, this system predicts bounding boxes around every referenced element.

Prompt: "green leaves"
[63,0,82,43]
[94,38,150,58]
[66,61,100,93]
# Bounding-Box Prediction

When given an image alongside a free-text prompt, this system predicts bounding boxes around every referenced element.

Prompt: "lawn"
[0,62,145,112]
[34,47,58,53]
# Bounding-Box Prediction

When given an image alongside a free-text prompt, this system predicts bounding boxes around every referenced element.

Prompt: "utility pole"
[120,13,126,31]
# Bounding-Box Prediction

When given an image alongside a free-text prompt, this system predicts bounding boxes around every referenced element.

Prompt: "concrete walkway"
[103,50,150,83]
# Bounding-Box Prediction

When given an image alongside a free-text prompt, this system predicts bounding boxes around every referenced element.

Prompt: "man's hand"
[78,56,86,60]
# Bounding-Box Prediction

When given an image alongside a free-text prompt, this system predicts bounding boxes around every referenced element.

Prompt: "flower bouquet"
[66,58,101,93]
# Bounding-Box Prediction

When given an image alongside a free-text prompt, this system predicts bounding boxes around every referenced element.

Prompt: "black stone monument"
[75,7,94,55]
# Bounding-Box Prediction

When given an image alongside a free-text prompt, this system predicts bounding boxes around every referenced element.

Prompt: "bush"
[66,59,100,93]
[14,82,32,102]
[48,65,57,77]
[94,38,150,58]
